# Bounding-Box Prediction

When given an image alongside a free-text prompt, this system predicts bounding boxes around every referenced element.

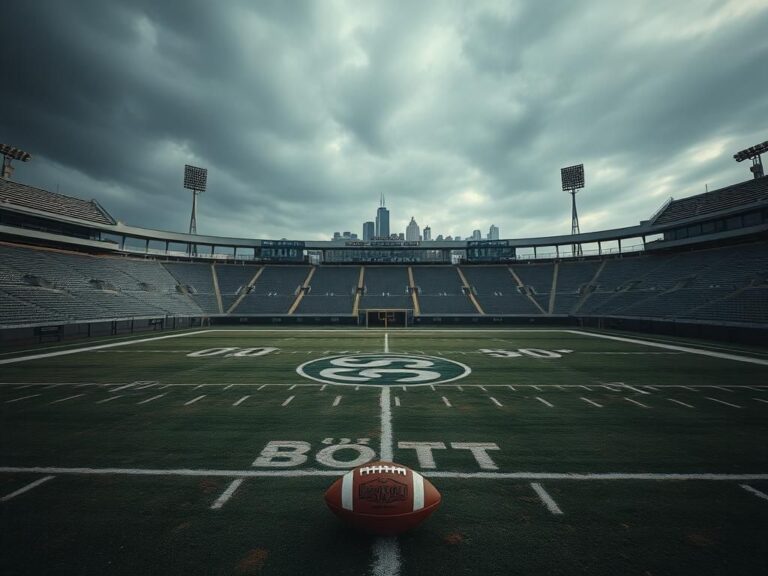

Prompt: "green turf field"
[1,328,767,575]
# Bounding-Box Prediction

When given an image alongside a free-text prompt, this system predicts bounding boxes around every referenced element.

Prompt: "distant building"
[375,194,390,239]
[363,221,375,241]
[472,229,482,241]
[488,224,499,240]
[406,217,421,241]
[435,234,444,241]
[397,233,405,240]
[445,235,453,241]
[423,226,432,241]
[332,232,341,240]
[333,231,357,241]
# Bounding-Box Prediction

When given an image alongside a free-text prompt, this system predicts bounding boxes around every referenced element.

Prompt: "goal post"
[362,309,411,328]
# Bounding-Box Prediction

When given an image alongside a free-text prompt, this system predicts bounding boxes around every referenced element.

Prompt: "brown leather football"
[324,461,441,535]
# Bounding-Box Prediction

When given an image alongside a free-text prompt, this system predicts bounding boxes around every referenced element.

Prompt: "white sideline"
[569,330,768,366]
[531,482,564,515]
[0,330,212,366]
[2,466,768,481]
[1,475,55,502]
[210,478,244,510]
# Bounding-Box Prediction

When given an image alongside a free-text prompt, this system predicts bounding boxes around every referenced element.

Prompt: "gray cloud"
[1,0,766,242]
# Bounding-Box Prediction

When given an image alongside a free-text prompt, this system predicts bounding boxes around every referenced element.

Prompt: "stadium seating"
[295,266,359,315]
[233,266,310,314]
[1,240,766,327]
[460,266,541,315]
[163,262,221,314]
[0,179,114,224]
[359,266,412,310]
[215,264,260,312]
[412,267,477,315]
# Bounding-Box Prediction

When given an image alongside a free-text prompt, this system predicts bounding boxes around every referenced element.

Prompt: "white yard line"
[569,330,768,366]
[753,398,768,405]
[507,385,515,391]
[479,385,487,392]
[320,384,327,391]
[184,395,206,406]
[13,384,34,390]
[711,386,732,392]
[233,395,250,407]
[5,394,41,404]
[489,397,503,407]
[3,466,768,481]
[740,484,768,502]
[333,395,342,407]
[288,384,297,390]
[137,394,167,405]
[135,383,156,390]
[257,385,267,391]
[457,385,464,391]
[622,383,650,396]
[580,397,603,408]
[535,397,553,408]
[644,386,659,391]
[384,332,389,353]
[380,387,393,461]
[429,385,435,391]
[282,395,295,407]
[371,536,400,576]
[210,478,245,510]
[394,396,400,407]
[0,330,211,366]
[96,395,124,404]
[705,397,741,409]
[110,383,135,393]
[530,482,564,515]
[441,396,452,408]
[667,398,694,408]
[223,384,234,390]
[0,475,55,502]
[192,384,205,391]
[532,385,542,391]
[624,397,649,408]
[50,394,85,405]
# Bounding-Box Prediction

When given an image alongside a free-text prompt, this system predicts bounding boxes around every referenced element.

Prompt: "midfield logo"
[296,353,471,387]
[359,478,408,505]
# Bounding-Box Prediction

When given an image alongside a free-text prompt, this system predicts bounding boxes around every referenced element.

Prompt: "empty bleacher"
[215,265,260,312]
[460,266,540,315]
[359,267,412,310]
[163,262,220,314]
[412,267,477,315]
[233,266,310,314]
[295,266,359,315]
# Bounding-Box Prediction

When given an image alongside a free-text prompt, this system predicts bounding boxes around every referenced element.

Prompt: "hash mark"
[667,398,694,408]
[282,395,295,407]
[184,395,206,406]
[580,397,602,408]
[705,397,741,409]
[233,395,250,406]
[624,397,649,408]
[535,397,553,408]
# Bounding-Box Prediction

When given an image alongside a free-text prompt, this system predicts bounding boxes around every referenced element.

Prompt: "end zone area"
[1,328,768,575]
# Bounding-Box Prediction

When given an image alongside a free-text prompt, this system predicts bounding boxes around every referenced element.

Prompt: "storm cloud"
[2,0,767,241]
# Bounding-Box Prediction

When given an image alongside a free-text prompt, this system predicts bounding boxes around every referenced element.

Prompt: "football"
[324,461,441,535]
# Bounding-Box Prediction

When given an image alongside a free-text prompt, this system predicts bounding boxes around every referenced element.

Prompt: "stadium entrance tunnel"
[296,353,471,387]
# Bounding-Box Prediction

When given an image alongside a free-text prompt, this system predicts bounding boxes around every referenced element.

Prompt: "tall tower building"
[423,226,432,241]
[472,229,482,241]
[406,216,421,241]
[363,221,375,241]
[488,224,499,240]
[375,194,390,239]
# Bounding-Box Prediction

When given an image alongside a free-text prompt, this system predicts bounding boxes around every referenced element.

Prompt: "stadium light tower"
[0,143,32,180]
[561,163,585,256]
[733,140,768,180]
[183,164,208,234]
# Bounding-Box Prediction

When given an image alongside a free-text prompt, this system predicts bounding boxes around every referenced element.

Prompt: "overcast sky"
[2,1,767,241]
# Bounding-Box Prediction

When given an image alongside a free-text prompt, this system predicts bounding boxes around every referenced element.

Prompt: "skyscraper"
[488,224,499,240]
[363,221,375,241]
[375,194,390,239]
[472,229,482,241]
[423,226,431,241]
[406,216,420,241]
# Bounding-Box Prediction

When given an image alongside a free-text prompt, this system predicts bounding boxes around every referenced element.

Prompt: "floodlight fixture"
[183,164,208,235]
[561,163,585,191]
[0,143,32,180]
[561,163,585,256]
[734,141,767,180]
